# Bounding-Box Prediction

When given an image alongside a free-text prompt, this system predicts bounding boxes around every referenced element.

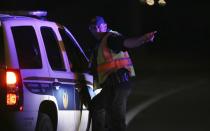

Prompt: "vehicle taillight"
[6,71,17,88]
[7,93,17,105]
[2,69,23,111]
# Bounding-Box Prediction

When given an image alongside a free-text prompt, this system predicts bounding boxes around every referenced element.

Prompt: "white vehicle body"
[0,11,95,131]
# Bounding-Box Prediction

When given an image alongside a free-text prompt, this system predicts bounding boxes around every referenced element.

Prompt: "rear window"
[0,26,5,66]
[12,26,42,69]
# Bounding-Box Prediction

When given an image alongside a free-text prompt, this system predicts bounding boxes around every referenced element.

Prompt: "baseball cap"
[89,16,106,26]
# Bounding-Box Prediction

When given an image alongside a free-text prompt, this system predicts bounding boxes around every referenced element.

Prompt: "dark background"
[1,0,209,74]
[1,1,210,130]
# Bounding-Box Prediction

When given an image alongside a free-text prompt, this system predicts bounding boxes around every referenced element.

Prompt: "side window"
[12,26,42,69]
[59,28,88,72]
[41,27,65,71]
[0,27,5,65]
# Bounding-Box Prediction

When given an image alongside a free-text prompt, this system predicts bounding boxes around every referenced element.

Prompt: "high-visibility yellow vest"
[96,32,135,88]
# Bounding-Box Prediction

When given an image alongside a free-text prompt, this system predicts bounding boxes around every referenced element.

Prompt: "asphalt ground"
[125,53,210,130]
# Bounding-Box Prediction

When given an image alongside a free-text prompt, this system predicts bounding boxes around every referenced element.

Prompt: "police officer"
[88,16,156,131]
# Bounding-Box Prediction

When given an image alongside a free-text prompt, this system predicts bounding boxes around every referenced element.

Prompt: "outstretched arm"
[123,31,157,48]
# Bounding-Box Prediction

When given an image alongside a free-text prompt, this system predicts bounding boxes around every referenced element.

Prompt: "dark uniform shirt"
[107,32,126,53]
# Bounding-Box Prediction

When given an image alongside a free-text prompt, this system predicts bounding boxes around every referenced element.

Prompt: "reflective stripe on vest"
[97,58,132,73]
[96,32,135,86]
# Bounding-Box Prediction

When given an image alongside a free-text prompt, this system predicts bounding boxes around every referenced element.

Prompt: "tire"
[36,113,54,131]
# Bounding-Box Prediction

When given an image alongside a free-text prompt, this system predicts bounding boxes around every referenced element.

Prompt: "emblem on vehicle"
[63,90,68,109]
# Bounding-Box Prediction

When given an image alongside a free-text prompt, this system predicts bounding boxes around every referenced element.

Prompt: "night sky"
[1,0,209,66]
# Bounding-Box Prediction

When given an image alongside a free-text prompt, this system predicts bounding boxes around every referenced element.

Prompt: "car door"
[58,27,95,131]
[39,22,77,131]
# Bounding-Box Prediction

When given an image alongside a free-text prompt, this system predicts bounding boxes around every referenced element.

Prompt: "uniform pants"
[90,76,131,131]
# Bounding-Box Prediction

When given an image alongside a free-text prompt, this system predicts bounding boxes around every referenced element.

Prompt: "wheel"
[36,113,53,131]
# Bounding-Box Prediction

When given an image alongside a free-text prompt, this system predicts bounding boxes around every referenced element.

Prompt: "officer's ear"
[89,25,96,32]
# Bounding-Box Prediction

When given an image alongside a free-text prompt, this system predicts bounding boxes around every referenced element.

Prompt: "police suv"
[0,11,95,131]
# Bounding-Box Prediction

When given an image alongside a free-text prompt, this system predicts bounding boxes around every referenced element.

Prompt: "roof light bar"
[0,10,47,18]
[27,11,47,17]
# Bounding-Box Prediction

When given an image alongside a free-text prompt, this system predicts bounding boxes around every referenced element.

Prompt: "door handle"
[53,82,61,90]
